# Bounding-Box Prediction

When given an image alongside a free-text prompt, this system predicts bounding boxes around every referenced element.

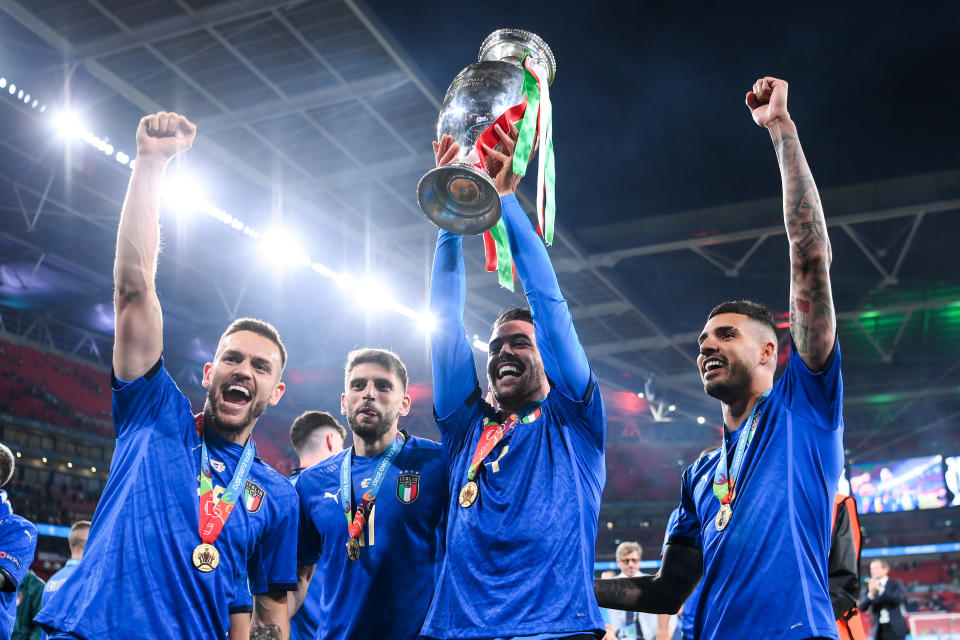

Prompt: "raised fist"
[136,111,197,162]
[746,77,789,128]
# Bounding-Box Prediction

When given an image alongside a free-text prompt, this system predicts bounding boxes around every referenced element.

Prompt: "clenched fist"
[746,77,790,128]
[136,111,197,163]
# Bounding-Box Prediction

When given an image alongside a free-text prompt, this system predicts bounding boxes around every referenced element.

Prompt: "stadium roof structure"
[0,0,958,464]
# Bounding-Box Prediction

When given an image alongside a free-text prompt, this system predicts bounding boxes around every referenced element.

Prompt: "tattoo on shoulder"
[250,624,282,640]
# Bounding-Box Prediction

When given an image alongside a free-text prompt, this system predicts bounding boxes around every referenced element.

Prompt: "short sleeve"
[247,485,298,594]
[0,519,36,591]
[667,466,703,550]
[230,573,253,614]
[296,480,323,567]
[111,358,193,440]
[781,339,843,430]
[547,375,605,451]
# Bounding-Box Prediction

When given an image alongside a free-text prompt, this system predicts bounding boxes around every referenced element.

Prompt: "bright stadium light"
[417,311,437,334]
[7,83,15,95]
[14,451,20,458]
[697,416,706,424]
[472,338,488,351]
[51,109,87,140]
[0,78,6,88]
[41,457,47,463]
[260,229,310,268]
[636,392,644,399]
[162,174,209,214]
[91,466,97,472]
[668,404,676,412]
[67,461,73,468]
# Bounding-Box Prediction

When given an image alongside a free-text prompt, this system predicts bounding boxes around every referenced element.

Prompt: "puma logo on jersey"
[323,490,341,504]
[23,529,33,541]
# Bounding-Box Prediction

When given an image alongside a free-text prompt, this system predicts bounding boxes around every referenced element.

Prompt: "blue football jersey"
[668,345,844,640]
[288,471,322,640]
[421,381,606,639]
[0,513,37,638]
[35,360,298,639]
[297,434,447,640]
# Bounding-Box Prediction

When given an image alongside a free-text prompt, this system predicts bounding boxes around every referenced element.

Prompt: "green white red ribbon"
[476,53,555,290]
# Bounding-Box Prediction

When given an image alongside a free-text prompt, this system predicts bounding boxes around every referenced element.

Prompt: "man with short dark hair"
[0,443,38,640]
[424,124,606,638]
[292,348,447,640]
[35,112,298,640]
[286,410,345,640]
[289,411,347,479]
[595,77,843,640]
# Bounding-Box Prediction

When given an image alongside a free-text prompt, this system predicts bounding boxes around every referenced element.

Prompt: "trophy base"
[417,164,501,235]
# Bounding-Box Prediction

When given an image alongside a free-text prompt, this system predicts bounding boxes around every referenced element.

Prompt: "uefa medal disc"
[458,480,479,508]
[192,543,220,572]
[715,503,733,532]
[346,537,361,561]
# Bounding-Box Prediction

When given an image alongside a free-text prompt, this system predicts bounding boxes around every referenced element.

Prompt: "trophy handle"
[417,164,501,235]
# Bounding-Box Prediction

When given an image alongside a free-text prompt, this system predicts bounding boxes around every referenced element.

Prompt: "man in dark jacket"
[858,559,908,640]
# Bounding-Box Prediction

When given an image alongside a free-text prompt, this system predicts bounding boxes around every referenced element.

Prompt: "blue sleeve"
[667,466,702,550]
[230,573,253,614]
[499,195,591,403]
[662,508,681,555]
[248,485,298,594]
[429,229,485,450]
[296,479,322,566]
[111,358,193,440]
[782,339,843,430]
[0,519,36,591]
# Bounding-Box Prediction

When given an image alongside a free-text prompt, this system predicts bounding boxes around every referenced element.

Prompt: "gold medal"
[192,543,220,572]
[458,480,479,508]
[715,503,733,532]
[346,537,360,561]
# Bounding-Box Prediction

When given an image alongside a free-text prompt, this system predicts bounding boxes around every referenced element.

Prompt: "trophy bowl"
[417,29,555,235]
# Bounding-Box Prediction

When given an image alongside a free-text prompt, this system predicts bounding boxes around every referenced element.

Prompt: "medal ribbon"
[466,403,542,481]
[712,390,770,506]
[195,414,257,545]
[340,432,405,540]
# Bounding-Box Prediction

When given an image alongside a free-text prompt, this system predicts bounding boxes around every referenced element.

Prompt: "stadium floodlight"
[91,467,97,472]
[259,229,310,268]
[0,78,6,88]
[697,416,706,424]
[8,83,15,94]
[668,404,676,412]
[31,99,38,108]
[417,311,437,334]
[161,173,209,214]
[67,461,73,468]
[14,451,20,458]
[51,109,87,140]
[636,392,644,399]
[41,457,47,463]
[472,338,488,351]
[23,93,30,103]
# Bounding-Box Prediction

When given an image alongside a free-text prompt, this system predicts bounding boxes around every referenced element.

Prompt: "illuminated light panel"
[2,68,434,328]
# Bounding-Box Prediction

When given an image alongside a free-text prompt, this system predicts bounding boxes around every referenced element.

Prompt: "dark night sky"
[369,0,960,223]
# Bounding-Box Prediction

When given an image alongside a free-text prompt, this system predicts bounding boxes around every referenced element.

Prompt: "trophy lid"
[478,29,556,85]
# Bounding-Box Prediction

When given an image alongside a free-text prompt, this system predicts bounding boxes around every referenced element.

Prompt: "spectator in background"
[12,571,43,640]
[40,521,90,611]
[0,444,39,640]
[858,560,908,640]
[601,542,672,640]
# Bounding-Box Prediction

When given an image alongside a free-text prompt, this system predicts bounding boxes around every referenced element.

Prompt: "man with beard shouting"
[37,112,298,640]
[422,123,606,639]
[292,349,447,640]
[594,77,844,640]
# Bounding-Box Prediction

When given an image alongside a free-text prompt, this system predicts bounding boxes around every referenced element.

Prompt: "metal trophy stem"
[417,29,555,235]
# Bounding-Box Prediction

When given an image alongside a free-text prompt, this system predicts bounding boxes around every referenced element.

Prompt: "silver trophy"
[417,29,556,234]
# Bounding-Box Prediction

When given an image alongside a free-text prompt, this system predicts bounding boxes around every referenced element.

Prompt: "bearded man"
[36,112,298,640]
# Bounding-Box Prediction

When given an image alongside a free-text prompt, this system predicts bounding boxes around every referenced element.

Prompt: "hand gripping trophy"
[418,29,556,245]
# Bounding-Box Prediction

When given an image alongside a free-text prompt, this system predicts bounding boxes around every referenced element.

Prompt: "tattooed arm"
[251,590,288,639]
[747,77,836,371]
[594,544,702,614]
